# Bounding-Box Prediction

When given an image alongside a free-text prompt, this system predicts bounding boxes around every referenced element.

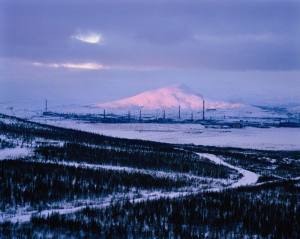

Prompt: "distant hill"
[95,86,242,110]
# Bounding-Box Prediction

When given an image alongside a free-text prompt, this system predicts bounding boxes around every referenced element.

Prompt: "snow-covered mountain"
[95,86,242,110]
[2,85,294,120]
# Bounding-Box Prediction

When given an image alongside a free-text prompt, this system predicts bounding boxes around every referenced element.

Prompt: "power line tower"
[178,105,181,120]
[103,109,106,119]
[202,99,205,121]
[45,99,48,113]
[163,109,166,120]
[191,111,194,122]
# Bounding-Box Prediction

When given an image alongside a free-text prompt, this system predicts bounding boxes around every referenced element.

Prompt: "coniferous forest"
[0,113,300,238]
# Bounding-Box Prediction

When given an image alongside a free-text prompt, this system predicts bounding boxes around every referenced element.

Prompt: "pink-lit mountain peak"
[96,85,241,110]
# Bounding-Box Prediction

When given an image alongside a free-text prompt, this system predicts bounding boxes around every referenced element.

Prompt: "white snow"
[198,153,259,188]
[0,152,258,223]
[19,158,231,189]
[0,147,32,160]
[94,85,241,110]
[38,120,300,150]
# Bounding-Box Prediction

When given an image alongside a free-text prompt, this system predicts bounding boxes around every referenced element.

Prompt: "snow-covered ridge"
[0,152,255,224]
[95,86,242,110]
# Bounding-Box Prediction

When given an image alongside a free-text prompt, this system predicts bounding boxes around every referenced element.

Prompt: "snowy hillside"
[0,86,297,121]
[95,86,242,110]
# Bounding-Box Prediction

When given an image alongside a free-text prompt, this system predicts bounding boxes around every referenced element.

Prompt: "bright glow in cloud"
[32,61,165,71]
[33,62,108,70]
[71,31,103,44]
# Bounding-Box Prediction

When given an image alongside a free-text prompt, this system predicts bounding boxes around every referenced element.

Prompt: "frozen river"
[39,119,300,150]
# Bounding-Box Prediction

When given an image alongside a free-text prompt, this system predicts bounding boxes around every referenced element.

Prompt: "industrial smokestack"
[139,109,142,121]
[45,99,48,113]
[202,99,205,121]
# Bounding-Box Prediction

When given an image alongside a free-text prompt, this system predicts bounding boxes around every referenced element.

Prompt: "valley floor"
[0,113,299,238]
[33,118,300,150]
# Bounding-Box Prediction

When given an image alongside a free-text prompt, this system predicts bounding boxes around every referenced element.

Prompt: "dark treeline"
[2,114,300,162]
[184,144,300,160]
[2,181,298,238]
[185,145,300,178]
[0,139,14,149]
[35,143,235,178]
[0,114,234,178]
[0,114,177,151]
[0,160,187,209]
[222,155,300,179]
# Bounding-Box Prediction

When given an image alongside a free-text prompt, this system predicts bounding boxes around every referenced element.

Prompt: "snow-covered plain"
[2,97,300,150]
[37,120,300,150]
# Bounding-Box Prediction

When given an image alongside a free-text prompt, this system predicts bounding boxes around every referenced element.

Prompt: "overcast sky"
[1,0,300,106]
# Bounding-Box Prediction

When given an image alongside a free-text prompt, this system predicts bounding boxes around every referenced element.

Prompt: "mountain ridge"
[95,86,242,110]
